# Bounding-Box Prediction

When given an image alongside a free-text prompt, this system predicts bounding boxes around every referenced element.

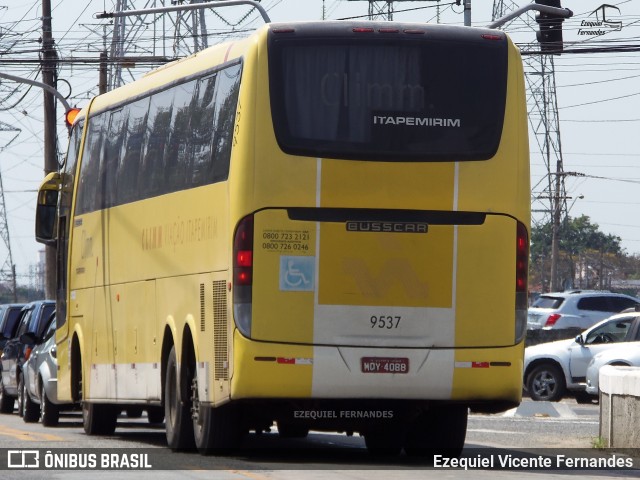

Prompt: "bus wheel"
[192,377,242,454]
[164,345,194,450]
[404,405,468,458]
[82,402,118,435]
[364,430,403,457]
[277,421,309,438]
[147,407,164,424]
[125,406,144,418]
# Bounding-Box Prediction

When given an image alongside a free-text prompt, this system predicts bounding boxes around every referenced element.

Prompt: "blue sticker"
[280,256,315,291]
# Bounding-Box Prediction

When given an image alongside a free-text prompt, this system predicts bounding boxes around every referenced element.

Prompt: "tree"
[530,215,622,292]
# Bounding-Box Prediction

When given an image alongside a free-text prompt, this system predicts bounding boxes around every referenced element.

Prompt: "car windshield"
[585,317,633,344]
[531,296,564,309]
[41,313,56,342]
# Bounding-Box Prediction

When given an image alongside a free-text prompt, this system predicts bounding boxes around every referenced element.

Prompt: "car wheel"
[527,363,566,402]
[21,377,39,423]
[40,381,59,427]
[0,377,14,413]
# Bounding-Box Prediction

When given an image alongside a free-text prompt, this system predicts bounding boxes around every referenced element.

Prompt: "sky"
[0,0,639,289]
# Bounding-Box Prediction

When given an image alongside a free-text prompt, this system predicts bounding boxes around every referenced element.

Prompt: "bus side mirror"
[35,172,61,246]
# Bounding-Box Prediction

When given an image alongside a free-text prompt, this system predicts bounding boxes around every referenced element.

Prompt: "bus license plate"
[361,357,409,374]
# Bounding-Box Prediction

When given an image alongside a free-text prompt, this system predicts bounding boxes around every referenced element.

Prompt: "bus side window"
[141,90,173,198]
[76,114,106,215]
[211,63,241,183]
[191,74,217,187]
[117,97,150,205]
[164,80,198,193]
[104,108,128,208]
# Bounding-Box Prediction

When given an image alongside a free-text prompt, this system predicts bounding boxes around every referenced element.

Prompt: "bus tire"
[277,421,309,438]
[126,406,144,418]
[164,345,194,450]
[193,402,242,454]
[404,405,468,458]
[82,402,118,435]
[364,429,403,457]
[147,407,164,424]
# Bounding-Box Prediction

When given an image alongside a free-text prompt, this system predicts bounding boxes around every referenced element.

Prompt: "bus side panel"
[107,186,229,284]
[109,280,160,401]
[64,209,116,402]
[155,272,232,405]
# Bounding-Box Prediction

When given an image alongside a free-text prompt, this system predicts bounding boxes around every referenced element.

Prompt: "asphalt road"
[0,398,637,480]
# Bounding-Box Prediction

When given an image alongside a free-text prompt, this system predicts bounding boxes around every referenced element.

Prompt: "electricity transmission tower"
[108,0,263,91]
[492,0,567,291]
[0,121,20,301]
[347,1,439,21]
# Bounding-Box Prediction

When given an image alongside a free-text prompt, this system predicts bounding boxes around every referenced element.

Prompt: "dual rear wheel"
[164,345,242,453]
[364,405,468,458]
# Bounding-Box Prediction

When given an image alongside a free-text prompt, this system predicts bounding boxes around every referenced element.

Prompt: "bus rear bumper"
[231,331,523,409]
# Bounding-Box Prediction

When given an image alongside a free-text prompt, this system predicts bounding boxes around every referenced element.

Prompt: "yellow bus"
[36,20,529,456]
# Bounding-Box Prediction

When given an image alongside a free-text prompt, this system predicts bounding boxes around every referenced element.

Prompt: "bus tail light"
[515,221,529,343]
[233,214,254,337]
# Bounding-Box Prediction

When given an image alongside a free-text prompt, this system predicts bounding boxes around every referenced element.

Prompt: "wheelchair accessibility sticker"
[280,256,315,291]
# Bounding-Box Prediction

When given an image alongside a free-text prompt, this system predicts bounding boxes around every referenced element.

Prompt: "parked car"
[527,290,640,330]
[523,311,640,402]
[0,300,55,414]
[585,343,640,397]
[0,303,26,355]
[20,311,72,425]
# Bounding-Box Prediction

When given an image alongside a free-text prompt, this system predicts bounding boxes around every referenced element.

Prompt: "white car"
[585,342,640,396]
[527,290,639,330]
[524,311,640,402]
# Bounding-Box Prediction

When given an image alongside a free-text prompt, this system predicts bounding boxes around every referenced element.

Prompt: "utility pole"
[42,0,58,299]
[492,0,568,292]
[463,0,471,26]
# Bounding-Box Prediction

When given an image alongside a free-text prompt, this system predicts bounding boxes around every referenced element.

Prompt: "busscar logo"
[578,4,623,36]
[7,450,39,468]
[346,221,428,234]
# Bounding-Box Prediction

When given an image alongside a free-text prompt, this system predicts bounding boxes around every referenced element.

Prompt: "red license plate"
[361,357,409,374]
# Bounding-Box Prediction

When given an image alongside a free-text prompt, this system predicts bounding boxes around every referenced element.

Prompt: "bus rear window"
[269,34,507,161]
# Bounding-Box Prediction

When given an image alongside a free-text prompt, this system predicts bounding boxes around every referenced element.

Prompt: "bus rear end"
[230,22,529,453]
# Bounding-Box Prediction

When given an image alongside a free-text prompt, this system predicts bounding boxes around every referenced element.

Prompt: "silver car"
[527,291,639,330]
[524,311,640,402]
[19,312,71,426]
[586,343,640,396]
